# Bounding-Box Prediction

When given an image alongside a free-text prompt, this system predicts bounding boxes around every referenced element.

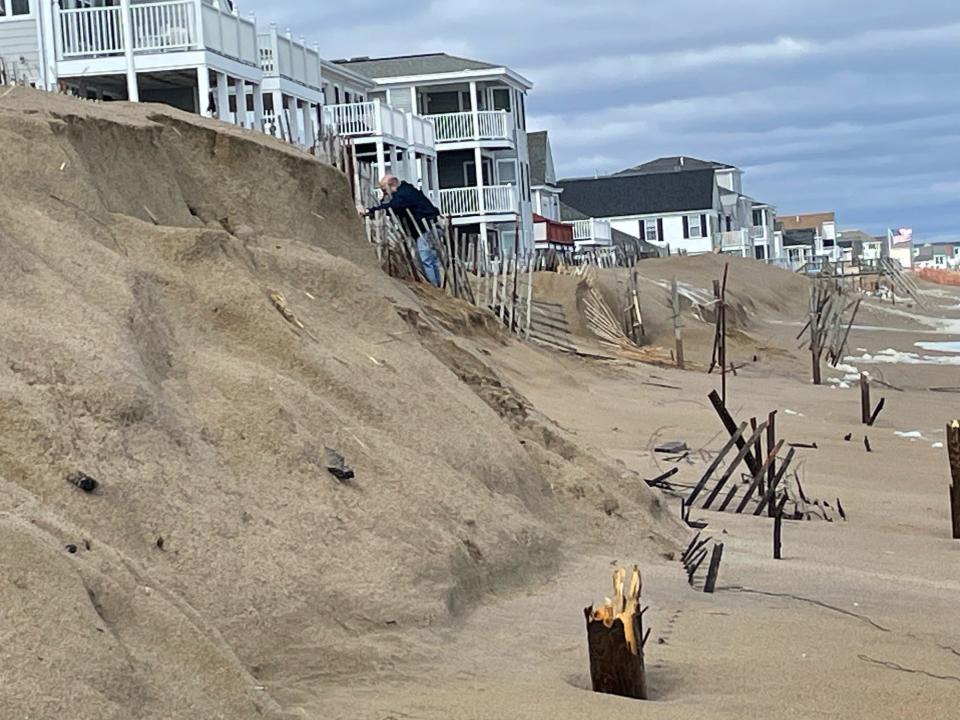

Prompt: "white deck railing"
[57,0,257,65]
[427,110,512,143]
[571,218,613,244]
[439,185,518,217]
[58,6,125,57]
[715,229,750,252]
[407,114,436,149]
[258,29,322,89]
[131,1,197,51]
[322,100,407,141]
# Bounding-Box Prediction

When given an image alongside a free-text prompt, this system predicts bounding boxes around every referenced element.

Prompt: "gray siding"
[0,17,42,85]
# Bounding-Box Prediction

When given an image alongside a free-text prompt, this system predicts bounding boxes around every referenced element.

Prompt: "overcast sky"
[247,1,960,241]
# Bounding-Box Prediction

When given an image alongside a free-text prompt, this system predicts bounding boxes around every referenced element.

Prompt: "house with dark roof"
[559,168,722,255]
[559,156,780,259]
[336,52,535,259]
[776,212,839,262]
[528,131,562,221]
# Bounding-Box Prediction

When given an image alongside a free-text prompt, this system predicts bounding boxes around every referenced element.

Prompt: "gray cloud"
[243,0,960,240]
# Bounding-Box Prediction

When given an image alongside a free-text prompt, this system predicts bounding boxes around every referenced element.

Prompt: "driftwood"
[584,566,647,700]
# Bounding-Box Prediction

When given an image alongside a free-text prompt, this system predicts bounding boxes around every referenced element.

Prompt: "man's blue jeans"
[417,231,442,287]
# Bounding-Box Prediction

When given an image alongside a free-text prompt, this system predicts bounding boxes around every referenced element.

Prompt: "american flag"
[889,228,913,245]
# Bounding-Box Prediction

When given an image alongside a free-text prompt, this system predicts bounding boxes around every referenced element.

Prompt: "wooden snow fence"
[649,391,847,526]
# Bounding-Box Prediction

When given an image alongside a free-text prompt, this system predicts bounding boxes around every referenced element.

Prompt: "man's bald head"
[379,174,400,194]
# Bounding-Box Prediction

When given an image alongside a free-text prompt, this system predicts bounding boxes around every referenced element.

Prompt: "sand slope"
[0,89,681,719]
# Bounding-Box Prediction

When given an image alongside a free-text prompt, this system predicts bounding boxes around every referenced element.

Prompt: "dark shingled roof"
[559,201,588,222]
[615,156,733,176]
[333,53,499,79]
[559,169,716,218]
[527,131,549,186]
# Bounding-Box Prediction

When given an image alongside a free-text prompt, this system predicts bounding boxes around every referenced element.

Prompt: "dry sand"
[2,88,959,719]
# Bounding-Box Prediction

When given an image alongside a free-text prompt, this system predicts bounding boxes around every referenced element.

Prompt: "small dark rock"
[324,447,355,482]
[844,433,853,442]
[65,544,78,554]
[67,471,98,493]
[83,539,91,550]
[155,537,165,551]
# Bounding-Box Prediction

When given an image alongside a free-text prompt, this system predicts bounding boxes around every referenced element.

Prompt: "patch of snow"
[845,348,960,366]
[914,341,960,353]
[784,409,804,416]
[895,431,924,439]
[933,442,945,449]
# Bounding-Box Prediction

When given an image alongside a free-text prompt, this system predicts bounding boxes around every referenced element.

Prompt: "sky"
[247,1,960,242]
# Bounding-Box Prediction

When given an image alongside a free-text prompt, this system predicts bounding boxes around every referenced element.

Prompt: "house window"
[644,219,658,241]
[688,215,703,239]
[497,159,517,185]
[752,208,764,226]
[492,88,511,111]
[334,86,341,104]
[0,0,30,16]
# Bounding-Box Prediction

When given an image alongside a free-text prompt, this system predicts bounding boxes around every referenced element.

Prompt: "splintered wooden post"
[671,277,684,369]
[860,373,871,425]
[584,567,647,700]
[703,543,724,593]
[948,420,960,540]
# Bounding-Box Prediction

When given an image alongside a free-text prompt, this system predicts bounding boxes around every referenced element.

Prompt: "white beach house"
[1,0,439,186]
[335,53,535,259]
[559,156,782,259]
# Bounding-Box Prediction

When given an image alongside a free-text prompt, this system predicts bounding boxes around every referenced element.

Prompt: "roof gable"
[335,53,500,78]
[615,156,733,176]
[559,169,717,218]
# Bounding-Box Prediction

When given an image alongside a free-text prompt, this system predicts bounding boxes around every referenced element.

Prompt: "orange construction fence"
[916,268,960,286]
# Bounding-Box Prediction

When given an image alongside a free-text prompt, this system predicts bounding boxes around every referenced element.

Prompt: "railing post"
[194,0,205,49]
[51,1,63,64]
[469,80,480,140]
[373,99,383,135]
[118,0,139,101]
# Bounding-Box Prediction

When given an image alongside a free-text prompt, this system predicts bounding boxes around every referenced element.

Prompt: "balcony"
[258,27,321,90]
[426,110,513,145]
[715,229,751,254]
[55,0,258,66]
[439,185,518,217]
[570,218,613,246]
[321,100,435,152]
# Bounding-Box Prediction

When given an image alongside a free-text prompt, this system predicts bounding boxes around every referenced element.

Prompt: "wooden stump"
[948,420,960,540]
[584,566,648,700]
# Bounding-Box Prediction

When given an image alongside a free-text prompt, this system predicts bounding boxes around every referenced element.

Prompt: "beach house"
[1,1,439,192]
[777,212,839,261]
[335,53,535,259]
[559,156,781,259]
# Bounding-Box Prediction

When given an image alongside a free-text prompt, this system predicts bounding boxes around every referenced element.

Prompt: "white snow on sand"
[846,348,960,366]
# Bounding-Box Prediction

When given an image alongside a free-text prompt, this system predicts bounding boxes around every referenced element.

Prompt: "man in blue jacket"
[363,175,442,287]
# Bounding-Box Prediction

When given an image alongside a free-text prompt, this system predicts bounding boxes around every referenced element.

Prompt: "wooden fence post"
[671,277,684,369]
[948,420,960,540]
[860,373,871,425]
